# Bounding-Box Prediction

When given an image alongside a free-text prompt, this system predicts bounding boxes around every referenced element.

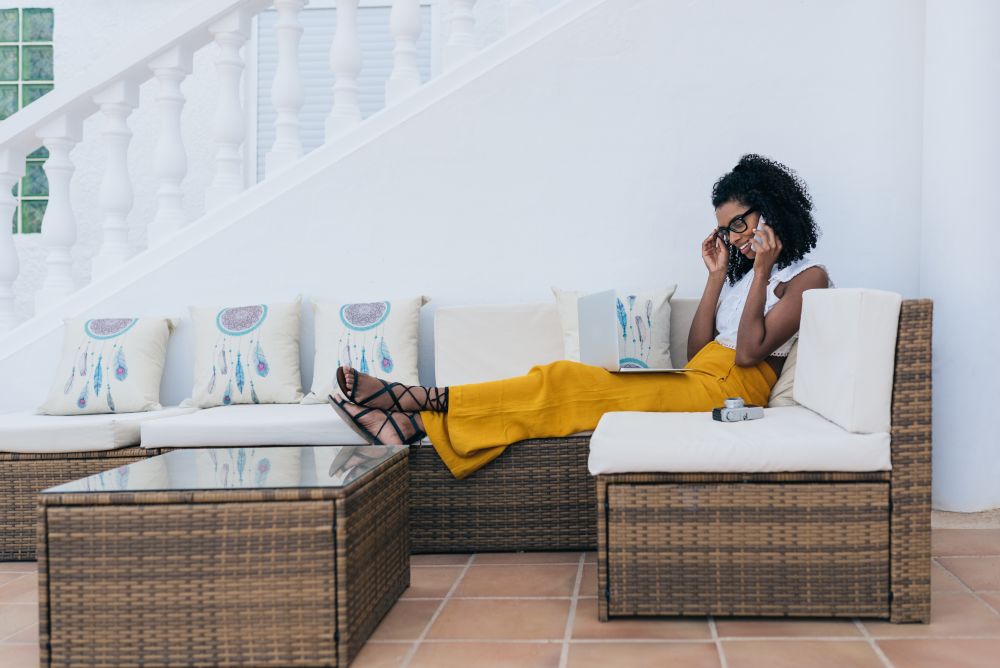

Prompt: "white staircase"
[0,0,587,343]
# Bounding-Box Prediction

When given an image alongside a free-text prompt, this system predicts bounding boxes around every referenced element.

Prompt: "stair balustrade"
[0,150,23,333]
[327,0,362,139]
[206,11,251,210]
[148,46,193,247]
[0,0,548,334]
[92,81,139,278]
[265,0,306,174]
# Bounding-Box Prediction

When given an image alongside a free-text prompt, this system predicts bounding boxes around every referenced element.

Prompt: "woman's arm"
[688,272,725,360]
[734,266,828,366]
[688,229,728,360]
[734,222,829,366]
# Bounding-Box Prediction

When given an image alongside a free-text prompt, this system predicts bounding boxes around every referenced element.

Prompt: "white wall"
[920,0,1000,512]
[3,0,987,509]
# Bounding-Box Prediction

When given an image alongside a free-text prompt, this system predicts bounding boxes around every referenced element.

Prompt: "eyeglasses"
[716,207,756,244]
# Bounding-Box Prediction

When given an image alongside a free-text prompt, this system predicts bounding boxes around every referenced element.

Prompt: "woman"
[330,154,831,478]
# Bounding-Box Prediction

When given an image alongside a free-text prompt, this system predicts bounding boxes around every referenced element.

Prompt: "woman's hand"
[751,223,783,274]
[702,230,729,276]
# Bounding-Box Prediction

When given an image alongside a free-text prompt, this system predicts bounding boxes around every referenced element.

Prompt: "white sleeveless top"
[714,257,832,357]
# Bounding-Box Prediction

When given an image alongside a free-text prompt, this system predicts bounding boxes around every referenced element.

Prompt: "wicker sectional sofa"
[2,292,931,626]
[591,294,932,623]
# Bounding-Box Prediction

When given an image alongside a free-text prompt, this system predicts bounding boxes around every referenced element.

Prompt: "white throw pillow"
[38,317,175,415]
[190,299,303,407]
[552,286,677,369]
[767,338,799,407]
[302,296,429,404]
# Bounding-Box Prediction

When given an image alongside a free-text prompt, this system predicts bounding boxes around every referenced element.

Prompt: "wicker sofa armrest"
[889,299,933,622]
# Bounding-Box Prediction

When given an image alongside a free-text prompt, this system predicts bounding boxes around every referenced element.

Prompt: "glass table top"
[42,446,405,494]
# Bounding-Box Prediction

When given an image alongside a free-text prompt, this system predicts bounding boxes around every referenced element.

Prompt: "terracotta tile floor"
[3,530,1000,667]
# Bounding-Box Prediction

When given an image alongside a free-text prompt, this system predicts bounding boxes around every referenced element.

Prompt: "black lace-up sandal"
[328,394,427,446]
[336,367,449,413]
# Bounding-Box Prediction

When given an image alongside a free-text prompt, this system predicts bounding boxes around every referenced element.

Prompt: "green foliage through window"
[1,8,53,234]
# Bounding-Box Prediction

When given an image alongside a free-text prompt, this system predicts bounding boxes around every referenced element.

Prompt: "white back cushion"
[793,288,902,433]
[669,299,697,368]
[432,298,803,407]
[434,304,565,386]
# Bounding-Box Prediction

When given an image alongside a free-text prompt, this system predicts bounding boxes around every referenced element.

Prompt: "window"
[1,7,53,234]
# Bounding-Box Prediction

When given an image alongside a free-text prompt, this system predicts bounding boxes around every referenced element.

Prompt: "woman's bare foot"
[341,367,448,413]
[332,394,425,445]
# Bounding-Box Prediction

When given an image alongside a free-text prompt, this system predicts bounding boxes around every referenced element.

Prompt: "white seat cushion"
[587,406,891,475]
[139,403,368,449]
[793,288,901,433]
[0,407,196,454]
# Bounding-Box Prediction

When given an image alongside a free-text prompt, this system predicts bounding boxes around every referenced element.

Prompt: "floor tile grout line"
[709,618,729,668]
[0,572,30,601]
[401,595,598,601]
[935,554,1000,559]
[373,638,726,645]
[558,553,586,668]
[724,635,1000,641]
[854,619,895,668]
[399,552,475,668]
[413,561,584,568]
[936,558,1000,619]
[367,635,1000,644]
[0,615,36,644]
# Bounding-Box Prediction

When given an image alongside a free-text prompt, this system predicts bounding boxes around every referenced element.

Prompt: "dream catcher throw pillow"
[38,317,175,415]
[552,285,677,369]
[190,299,303,408]
[302,295,429,404]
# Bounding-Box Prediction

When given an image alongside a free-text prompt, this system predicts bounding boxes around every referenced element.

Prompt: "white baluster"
[34,116,82,314]
[148,46,193,247]
[326,0,362,139]
[506,0,541,32]
[91,81,139,279]
[266,0,307,175]
[0,149,25,332]
[386,0,422,105]
[206,11,250,211]
[444,0,477,71]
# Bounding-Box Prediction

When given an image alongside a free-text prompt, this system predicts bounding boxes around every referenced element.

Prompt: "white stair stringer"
[0,0,610,411]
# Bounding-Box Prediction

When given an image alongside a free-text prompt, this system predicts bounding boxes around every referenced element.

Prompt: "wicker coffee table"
[37,445,409,667]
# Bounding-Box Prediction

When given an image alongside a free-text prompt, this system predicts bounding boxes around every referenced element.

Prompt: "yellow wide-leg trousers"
[421,341,779,479]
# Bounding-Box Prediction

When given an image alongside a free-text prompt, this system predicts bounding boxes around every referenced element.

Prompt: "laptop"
[578,290,691,374]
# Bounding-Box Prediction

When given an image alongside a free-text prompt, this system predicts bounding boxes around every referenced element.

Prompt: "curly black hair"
[711,154,820,285]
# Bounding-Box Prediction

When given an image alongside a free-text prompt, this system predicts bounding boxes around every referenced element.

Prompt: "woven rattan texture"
[38,450,409,667]
[338,455,410,665]
[41,500,337,666]
[604,482,889,617]
[0,448,152,560]
[596,299,932,623]
[889,299,933,622]
[408,436,595,553]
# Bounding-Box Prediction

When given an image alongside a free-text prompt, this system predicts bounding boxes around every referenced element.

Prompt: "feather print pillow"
[190,299,303,408]
[302,295,429,405]
[38,316,176,415]
[552,286,677,369]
